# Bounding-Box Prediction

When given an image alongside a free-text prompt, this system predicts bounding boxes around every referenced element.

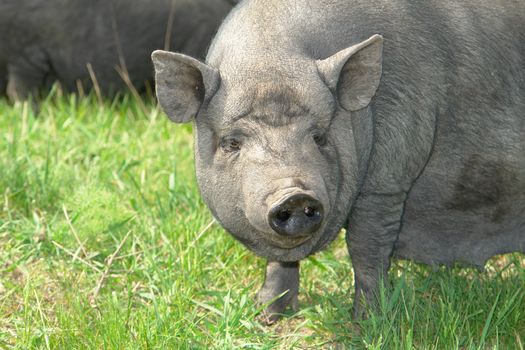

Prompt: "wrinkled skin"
[153,0,525,321]
[0,0,234,100]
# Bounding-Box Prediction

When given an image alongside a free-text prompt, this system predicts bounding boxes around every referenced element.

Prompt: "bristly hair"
[248,82,311,127]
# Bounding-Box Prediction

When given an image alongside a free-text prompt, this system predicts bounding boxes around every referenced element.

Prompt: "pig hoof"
[256,292,299,325]
[256,310,282,325]
[352,287,380,320]
[352,303,366,320]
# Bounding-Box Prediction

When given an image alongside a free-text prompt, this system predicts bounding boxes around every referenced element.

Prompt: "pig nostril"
[304,206,317,217]
[268,194,324,237]
[276,209,291,222]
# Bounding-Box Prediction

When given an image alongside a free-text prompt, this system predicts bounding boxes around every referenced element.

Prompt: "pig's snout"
[268,193,324,237]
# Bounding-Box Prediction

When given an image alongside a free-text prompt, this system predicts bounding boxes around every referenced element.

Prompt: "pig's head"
[152,35,383,261]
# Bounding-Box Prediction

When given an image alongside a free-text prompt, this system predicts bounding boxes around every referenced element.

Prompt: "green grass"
[1,91,524,349]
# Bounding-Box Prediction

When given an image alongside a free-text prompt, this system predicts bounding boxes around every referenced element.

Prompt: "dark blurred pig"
[0,0,235,100]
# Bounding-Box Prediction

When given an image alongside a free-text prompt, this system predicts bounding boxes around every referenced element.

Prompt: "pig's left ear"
[316,34,383,111]
[152,50,220,123]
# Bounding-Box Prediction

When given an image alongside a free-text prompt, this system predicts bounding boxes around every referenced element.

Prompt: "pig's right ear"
[152,50,220,123]
[316,35,383,112]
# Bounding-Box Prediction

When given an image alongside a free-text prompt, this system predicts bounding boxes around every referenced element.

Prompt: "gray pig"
[0,0,235,100]
[152,0,525,321]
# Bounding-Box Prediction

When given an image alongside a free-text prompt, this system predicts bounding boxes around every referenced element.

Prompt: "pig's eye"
[313,133,327,147]
[220,137,242,153]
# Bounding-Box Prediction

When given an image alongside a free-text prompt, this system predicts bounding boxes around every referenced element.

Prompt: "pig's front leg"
[257,261,299,324]
[346,192,407,319]
[6,46,50,103]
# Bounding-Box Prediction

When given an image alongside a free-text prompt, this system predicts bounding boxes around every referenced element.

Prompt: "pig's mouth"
[265,233,313,249]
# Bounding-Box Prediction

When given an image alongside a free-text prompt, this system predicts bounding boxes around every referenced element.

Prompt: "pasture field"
[0,91,524,349]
